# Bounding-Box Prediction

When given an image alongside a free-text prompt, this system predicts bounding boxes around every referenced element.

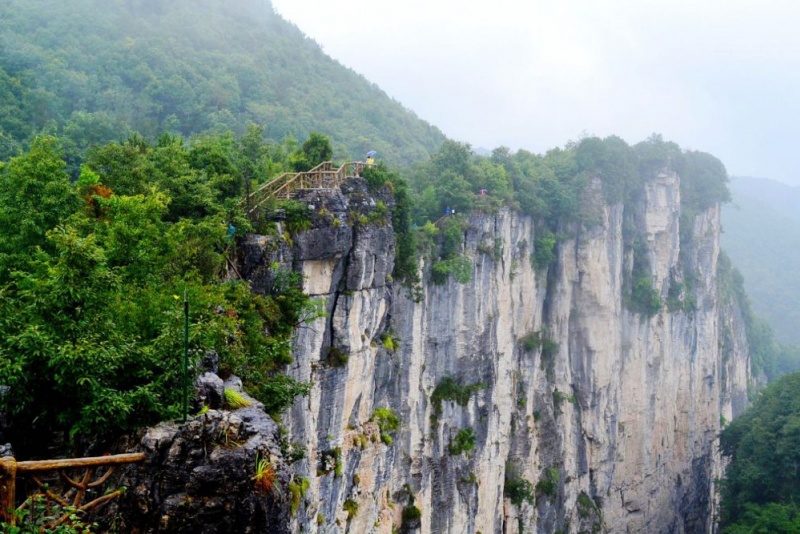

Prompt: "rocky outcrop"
[239,174,749,533]
[101,377,289,534]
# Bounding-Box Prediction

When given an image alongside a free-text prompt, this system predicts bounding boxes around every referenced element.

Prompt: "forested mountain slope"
[0,0,445,168]
[719,372,800,532]
[0,2,790,531]
[729,176,800,224]
[722,176,800,346]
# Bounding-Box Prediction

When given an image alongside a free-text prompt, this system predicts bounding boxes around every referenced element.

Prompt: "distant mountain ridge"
[722,176,800,345]
[0,0,445,166]
[728,176,800,224]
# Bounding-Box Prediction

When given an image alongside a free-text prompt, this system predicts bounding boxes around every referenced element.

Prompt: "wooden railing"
[243,161,370,216]
[0,452,145,527]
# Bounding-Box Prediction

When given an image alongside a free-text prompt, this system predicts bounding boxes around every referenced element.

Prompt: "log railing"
[243,161,370,216]
[0,452,145,527]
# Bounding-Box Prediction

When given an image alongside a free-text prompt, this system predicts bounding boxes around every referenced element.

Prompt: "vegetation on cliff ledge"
[402,134,731,303]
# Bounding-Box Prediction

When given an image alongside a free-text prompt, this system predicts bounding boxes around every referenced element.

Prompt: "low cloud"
[274,0,800,183]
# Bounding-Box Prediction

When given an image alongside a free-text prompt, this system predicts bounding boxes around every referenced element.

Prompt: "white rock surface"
[252,176,749,534]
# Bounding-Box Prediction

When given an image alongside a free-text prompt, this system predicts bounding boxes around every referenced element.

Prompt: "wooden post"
[0,456,17,525]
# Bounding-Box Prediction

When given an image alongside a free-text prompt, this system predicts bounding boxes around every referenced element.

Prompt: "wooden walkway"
[243,161,370,216]
[1,452,145,526]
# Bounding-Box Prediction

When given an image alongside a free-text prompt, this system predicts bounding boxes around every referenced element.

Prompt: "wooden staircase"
[243,161,370,216]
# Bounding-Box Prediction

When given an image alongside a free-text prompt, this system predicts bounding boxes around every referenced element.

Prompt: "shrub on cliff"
[430,377,486,415]
[504,465,535,507]
[624,238,663,317]
[449,427,476,455]
[372,407,401,444]
[361,162,419,285]
[532,230,557,271]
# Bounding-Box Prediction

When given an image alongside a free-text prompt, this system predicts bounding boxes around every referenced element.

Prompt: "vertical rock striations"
[242,174,749,533]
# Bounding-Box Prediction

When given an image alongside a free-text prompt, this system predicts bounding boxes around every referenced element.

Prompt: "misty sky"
[271,0,800,184]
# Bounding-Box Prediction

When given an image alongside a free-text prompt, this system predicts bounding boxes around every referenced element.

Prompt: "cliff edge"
[241,172,749,533]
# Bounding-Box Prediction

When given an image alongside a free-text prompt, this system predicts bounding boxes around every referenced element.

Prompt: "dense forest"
[719,373,800,532]
[0,0,445,170]
[0,128,333,457]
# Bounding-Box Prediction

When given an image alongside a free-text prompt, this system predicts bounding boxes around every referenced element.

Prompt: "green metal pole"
[182,296,189,423]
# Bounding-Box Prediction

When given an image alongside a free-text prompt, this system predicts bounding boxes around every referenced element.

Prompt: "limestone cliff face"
[241,174,749,534]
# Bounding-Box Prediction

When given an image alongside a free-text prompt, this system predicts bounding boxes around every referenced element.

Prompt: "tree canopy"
[720,372,800,532]
[403,135,731,299]
[0,0,445,170]
[0,131,319,456]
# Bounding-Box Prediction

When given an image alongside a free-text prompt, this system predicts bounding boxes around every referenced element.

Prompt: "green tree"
[0,136,80,282]
[84,135,155,196]
[437,170,474,216]
[724,503,800,534]
[188,131,242,199]
[575,135,637,203]
[679,150,731,212]
[633,134,682,176]
[292,131,333,172]
[719,373,800,530]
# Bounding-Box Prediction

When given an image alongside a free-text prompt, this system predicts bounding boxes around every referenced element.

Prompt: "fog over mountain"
[274,0,800,185]
[0,0,445,167]
[723,176,800,345]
